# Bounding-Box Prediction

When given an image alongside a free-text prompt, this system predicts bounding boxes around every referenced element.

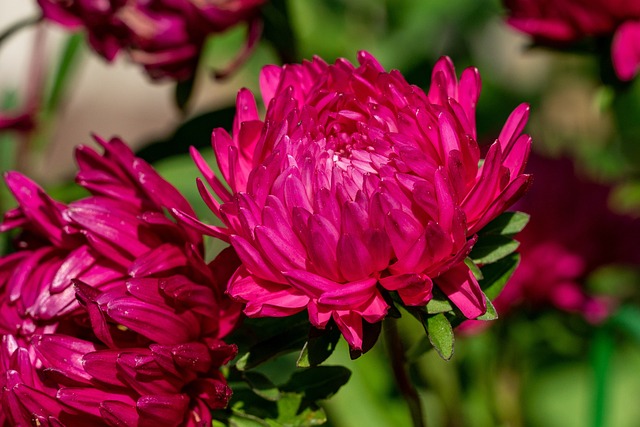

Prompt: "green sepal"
[470,211,528,264]
[465,257,484,280]
[479,252,520,300]
[469,234,520,264]
[479,211,530,236]
[423,312,454,360]
[425,287,454,314]
[475,295,498,321]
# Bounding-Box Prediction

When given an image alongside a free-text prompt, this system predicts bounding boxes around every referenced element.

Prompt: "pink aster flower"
[503,0,640,81]
[0,136,241,426]
[183,52,532,350]
[492,154,640,322]
[37,0,266,80]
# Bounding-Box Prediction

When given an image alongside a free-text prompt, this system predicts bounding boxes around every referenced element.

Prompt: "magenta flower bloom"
[37,0,266,80]
[492,154,640,322]
[503,0,640,81]
[0,113,36,133]
[185,52,532,350]
[0,136,241,425]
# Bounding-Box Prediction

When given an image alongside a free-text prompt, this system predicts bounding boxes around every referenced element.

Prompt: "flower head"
[492,154,640,322]
[503,0,640,81]
[37,0,266,80]
[0,136,240,425]
[186,52,532,350]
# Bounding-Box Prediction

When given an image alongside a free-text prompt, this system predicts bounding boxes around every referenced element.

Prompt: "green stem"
[0,15,43,49]
[384,318,426,427]
[591,325,614,427]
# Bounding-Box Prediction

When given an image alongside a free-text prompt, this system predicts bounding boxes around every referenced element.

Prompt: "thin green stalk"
[590,325,614,427]
[0,15,42,48]
[44,33,84,115]
[384,318,426,427]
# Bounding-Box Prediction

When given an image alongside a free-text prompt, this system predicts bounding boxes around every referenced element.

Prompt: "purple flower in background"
[183,52,532,350]
[0,136,241,426]
[0,113,36,133]
[37,0,266,80]
[503,0,640,81]
[494,154,640,322]
[0,24,47,138]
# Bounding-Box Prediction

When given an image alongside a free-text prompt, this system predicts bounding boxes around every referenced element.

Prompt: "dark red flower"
[493,154,640,321]
[0,136,241,426]
[38,0,266,80]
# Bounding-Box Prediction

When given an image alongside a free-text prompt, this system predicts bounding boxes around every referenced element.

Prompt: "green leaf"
[229,388,278,420]
[610,305,640,342]
[587,264,640,297]
[479,253,520,300]
[475,295,498,321]
[281,366,351,402]
[424,287,454,314]
[610,179,640,215]
[266,393,327,427]
[261,0,299,64]
[136,107,236,164]
[297,323,342,368]
[243,372,280,401]
[479,211,530,237]
[229,412,270,427]
[470,234,519,264]
[424,312,454,360]
[174,76,196,113]
[425,297,453,314]
[232,314,310,371]
[465,257,484,280]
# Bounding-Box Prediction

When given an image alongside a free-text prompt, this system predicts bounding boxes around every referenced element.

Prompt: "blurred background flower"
[493,153,640,322]
[503,0,640,81]
[38,0,267,81]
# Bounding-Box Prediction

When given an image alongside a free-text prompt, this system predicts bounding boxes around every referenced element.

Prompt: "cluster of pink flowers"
[0,51,535,425]
[503,0,640,81]
[185,52,532,350]
[0,137,240,426]
[37,0,266,80]
[492,154,640,322]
